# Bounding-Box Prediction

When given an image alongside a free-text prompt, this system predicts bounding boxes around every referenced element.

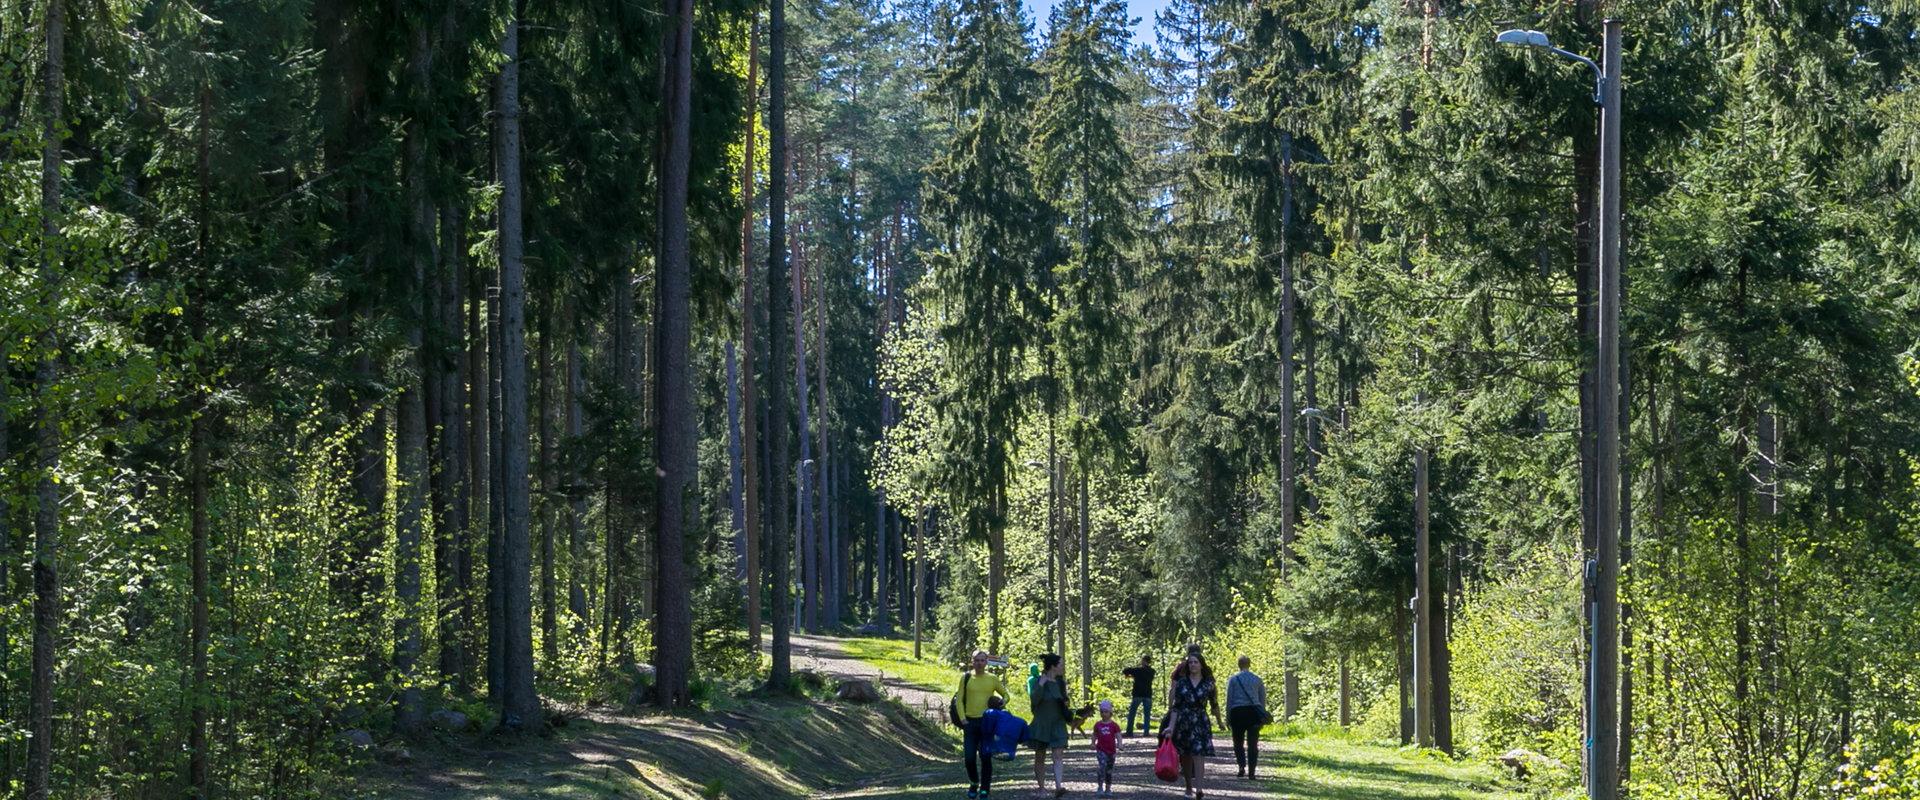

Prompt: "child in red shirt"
[1091,700,1122,796]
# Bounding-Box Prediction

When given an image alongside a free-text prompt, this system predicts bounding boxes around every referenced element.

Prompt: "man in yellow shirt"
[956,650,1008,798]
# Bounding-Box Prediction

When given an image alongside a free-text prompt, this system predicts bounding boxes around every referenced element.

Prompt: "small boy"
[983,695,1028,761]
[1091,700,1122,796]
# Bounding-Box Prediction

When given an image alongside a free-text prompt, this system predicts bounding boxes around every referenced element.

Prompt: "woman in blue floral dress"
[1165,645,1222,798]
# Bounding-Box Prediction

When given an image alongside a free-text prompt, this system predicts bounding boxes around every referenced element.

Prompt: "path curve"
[790,634,1274,800]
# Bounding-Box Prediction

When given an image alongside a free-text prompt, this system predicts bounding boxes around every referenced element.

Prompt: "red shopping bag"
[1154,738,1181,783]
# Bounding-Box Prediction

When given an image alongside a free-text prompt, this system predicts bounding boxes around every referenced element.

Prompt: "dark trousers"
[963,717,995,791]
[1228,706,1265,776]
[1126,695,1154,735]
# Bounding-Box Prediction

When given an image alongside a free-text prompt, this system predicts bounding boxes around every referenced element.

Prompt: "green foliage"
[1448,549,1582,765]
[1836,722,1920,800]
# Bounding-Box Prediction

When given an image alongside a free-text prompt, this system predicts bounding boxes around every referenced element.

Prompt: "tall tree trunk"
[816,253,833,627]
[1077,469,1090,699]
[1278,130,1300,720]
[727,343,747,574]
[739,17,764,651]
[565,334,589,631]
[494,1,539,729]
[794,220,816,632]
[487,246,506,699]
[439,199,470,688]
[913,510,927,660]
[539,302,557,666]
[1338,654,1351,728]
[465,213,489,691]
[1413,445,1433,748]
[765,0,794,690]
[1430,545,1453,754]
[650,0,697,708]
[188,79,213,797]
[393,21,435,733]
[606,263,637,665]
[27,0,63,789]
[872,244,891,632]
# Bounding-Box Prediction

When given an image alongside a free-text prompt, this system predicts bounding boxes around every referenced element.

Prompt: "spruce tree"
[922,0,1048,654]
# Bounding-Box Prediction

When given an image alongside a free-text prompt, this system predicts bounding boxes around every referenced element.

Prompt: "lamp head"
[1495,29,1552,49]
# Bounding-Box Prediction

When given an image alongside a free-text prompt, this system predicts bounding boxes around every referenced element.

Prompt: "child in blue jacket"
[982,695,1027,760]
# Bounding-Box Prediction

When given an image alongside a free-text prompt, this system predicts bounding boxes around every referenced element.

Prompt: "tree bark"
[816,250,833,627]
[1413,445,1432,748]
[539,300,557,666]
[739,17,764,651]
[494,1,540,729]
[913,510,927,660]
[1278,130,1300,720]
[605,261,637,665]
[1078,469,1090,699]
[566,334,589,631]
[650,0,698,708]
[28,0,63,790]
[436,201,470,689]
[487,250,506,700]
[187,76,213,798]
[727,342,747,573]
[393,20,435,733]
[465,210,489,691]
[766,0,794,688]
[794,216,816,632]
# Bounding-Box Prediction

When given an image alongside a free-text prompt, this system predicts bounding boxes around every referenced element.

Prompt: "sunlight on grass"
[839,636,966,693]
[1263,728,1523,800]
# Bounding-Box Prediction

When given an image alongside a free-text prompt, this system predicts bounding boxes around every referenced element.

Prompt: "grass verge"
[1263,727,1521,800]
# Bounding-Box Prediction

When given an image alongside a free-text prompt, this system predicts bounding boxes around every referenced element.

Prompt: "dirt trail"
[794,634,1274,800]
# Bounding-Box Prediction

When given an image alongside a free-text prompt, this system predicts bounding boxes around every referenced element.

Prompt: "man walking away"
[1226,655,1269,779]
[956,650,1009,798]
[1122,654,1156,736]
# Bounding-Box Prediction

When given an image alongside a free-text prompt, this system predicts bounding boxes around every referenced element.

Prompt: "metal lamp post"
[1497,20,1625,800]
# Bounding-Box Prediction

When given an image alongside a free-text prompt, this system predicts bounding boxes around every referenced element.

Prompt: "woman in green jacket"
[1029,653,1070,796]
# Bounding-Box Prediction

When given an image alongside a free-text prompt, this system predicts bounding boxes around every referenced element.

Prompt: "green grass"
[1263,728,1520,800]
[837,636,966,695]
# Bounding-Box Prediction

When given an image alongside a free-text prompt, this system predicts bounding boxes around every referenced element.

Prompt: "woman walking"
[1028,654,1071,797]
[1225,655,1269,779]
[1165,645,1221,799]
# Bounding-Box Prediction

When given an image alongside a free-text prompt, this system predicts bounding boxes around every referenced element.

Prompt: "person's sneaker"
[967,789,978,799]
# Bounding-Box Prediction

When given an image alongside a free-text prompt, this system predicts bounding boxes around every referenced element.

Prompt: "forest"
[2,0,1919,796]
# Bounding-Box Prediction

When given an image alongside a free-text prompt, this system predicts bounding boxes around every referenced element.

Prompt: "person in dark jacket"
[1121,654,1156,736]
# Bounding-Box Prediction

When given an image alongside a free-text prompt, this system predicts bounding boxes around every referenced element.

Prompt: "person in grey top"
[1225,656,1269,779]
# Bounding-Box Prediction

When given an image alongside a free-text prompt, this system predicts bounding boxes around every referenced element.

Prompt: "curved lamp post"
[1496,22,1625,800]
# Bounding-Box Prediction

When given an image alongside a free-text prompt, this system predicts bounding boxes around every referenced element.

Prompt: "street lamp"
[1497,20,1625,800]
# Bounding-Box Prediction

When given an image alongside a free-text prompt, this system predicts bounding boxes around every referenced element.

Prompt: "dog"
[1066,703,1098,735]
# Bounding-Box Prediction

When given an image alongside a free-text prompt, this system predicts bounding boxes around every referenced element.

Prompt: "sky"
[1025,0,1173,50]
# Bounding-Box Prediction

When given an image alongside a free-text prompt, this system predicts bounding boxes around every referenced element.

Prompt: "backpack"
[949,672,970,728]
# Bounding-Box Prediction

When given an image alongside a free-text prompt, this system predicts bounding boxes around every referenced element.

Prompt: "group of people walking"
[953,644,1271,799]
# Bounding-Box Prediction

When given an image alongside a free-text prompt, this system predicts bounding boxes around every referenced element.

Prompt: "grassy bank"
[356,694,950,799]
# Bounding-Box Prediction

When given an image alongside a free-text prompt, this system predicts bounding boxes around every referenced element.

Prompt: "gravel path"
[791,634,1274,800]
